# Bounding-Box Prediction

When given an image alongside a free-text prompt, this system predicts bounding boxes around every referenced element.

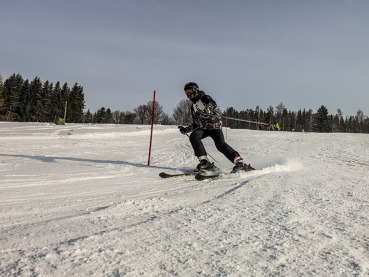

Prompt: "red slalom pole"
[148,90,156,166]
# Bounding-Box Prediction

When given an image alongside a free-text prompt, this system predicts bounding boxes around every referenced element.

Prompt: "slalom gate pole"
[147,90,156,166]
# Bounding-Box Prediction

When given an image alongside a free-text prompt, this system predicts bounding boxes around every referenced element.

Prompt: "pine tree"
[3,74,24,120]
[67,83,85,123]
[16,79,30,121]
[223,107,239,129]
[95,107,106,123]
[84,109,93,123]
[313,105,331,132]
[27,77,43,121]
[42,80,53,122]
[289,111,297,131]
[49,82,61,123]
[296,110,303,131]
[59,83,69,122]
[104,108,113,123]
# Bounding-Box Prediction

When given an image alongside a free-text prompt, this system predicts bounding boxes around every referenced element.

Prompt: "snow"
[0,122,368,276]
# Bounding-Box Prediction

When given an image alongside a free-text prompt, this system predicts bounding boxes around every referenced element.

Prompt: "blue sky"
[1,0,369,116]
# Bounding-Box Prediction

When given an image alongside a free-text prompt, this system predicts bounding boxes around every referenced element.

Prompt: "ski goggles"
[185,89,193,95]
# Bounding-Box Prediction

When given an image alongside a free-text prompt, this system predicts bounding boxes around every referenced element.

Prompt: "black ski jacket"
[187,91,222,132]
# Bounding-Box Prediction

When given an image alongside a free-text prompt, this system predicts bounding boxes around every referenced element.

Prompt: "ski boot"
[195,159,217,173]
[231,162,255,173]
[231,157,255,173]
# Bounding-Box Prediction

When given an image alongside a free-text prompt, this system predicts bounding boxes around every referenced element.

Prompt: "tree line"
[223,103,369,133]
[0,73,85,123]
[1,73,368,133]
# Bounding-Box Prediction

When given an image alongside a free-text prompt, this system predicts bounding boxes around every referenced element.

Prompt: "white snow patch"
[0,122,368,276]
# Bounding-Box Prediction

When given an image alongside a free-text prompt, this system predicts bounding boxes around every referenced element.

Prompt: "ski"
[195,166,257,181]
[160,165,256,180]
[195,173,221,181]
[159,171,197,178]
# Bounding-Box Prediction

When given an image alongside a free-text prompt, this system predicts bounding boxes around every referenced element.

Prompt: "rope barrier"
[221,115,270,126]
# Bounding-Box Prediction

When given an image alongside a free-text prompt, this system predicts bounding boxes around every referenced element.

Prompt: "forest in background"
[1,73,368,133]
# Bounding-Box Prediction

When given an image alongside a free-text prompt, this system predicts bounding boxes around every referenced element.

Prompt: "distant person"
[178,82,255,173]
[275,122,280,131]
[259,121,264,130]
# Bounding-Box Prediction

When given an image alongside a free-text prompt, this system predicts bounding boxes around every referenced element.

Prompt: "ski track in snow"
[0,122,369,276]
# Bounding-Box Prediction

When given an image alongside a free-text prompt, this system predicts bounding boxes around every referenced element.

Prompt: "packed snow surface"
[0,122,369,276]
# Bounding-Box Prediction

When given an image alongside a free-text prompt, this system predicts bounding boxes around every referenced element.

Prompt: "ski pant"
[189,128,239,163]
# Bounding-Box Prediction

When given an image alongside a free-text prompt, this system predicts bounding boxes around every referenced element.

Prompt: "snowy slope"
[0,122,368,276]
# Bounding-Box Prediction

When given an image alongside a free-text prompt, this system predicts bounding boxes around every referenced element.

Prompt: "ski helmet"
[184,82,199,100]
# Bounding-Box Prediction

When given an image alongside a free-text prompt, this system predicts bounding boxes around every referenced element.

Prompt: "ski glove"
[178,126,189,135]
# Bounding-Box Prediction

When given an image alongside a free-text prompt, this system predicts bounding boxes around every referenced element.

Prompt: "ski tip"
[159,172,168,178]
[159,171,197,178]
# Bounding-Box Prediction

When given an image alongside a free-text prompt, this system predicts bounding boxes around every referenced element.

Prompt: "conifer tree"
[285,111,292,131]
[94,107,106,123]
[84,109,93,123]
[313,105,331,132]
[67,83,85,123]
[49,82,61,123]
[16,79,30,121]
[104,108,113,123]
[42,80,53,122]
[27,77,43,121]
[296,110,303,131]
[223,107,239,129]
[59,83,69,121]
[3,73,24,120]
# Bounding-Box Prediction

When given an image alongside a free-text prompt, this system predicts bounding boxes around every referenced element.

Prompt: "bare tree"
[134,101,169,125]
[172,99,193,125]
[356,109,364,133]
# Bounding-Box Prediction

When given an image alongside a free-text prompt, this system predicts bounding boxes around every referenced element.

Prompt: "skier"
[178,82,255,173]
